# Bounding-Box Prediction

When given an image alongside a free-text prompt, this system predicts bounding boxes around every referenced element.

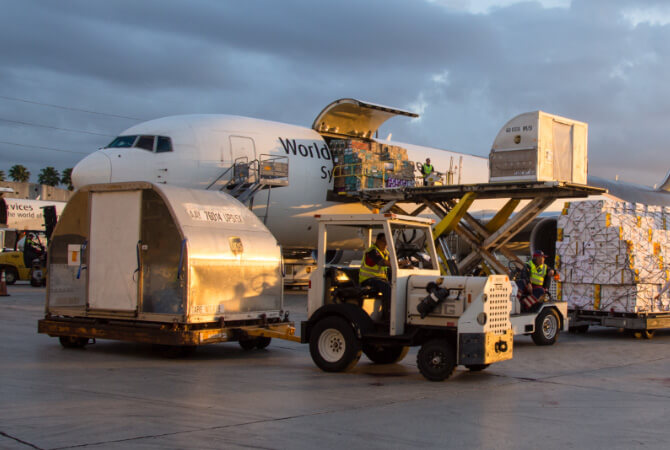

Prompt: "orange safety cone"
[0,270,9,297]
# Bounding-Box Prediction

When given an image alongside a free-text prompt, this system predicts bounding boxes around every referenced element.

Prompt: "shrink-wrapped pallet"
[556,199,670,313]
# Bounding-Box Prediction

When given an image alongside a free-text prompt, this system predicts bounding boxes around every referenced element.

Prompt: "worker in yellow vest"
[359,233,392,320]
[421,158,434,186]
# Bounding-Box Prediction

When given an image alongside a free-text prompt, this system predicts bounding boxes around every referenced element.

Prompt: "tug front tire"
[309,316,361,372]
[417,339,456,381]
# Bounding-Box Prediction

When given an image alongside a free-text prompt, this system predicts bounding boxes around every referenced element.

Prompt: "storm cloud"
[1,0,668,186]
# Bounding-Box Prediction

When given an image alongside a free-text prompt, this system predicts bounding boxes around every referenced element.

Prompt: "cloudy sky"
[1,0,669,187]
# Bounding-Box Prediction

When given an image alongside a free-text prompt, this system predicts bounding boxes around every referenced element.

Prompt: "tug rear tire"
[309,316,362,372]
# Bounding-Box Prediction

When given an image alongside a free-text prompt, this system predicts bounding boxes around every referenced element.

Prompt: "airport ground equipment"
[301,213,514,381]
[38,182,299,351]
[352,181,604,275]
[347,182,603,346]
[568,309,670,339]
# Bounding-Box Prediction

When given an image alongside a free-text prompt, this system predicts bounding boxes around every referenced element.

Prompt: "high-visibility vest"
[528,260,547,286]
[359,244,389,283]
[422,164,434,177]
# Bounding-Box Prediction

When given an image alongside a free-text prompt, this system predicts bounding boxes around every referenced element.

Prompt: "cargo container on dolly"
[38,182,299,353]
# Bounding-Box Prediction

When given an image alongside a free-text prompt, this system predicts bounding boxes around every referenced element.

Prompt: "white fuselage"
[72,115,500,248]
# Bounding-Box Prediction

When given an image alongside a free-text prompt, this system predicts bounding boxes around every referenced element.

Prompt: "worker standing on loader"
[421,158,434,186]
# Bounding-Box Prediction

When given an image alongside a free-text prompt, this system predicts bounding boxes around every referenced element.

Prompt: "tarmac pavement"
[2,283,670,449]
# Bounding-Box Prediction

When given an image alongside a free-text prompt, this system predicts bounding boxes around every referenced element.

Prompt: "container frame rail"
[38,316,300,350]
[568,308,670,339]
[331,180,605,276]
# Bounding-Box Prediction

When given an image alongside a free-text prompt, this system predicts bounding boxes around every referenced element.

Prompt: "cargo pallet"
[568,308,670,339]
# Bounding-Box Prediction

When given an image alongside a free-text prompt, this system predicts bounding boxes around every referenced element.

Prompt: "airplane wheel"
[59,336,89,349]
[532,308,560,346]
[309,316,361,372]
[417,339,456,381]
[362,344,409,364]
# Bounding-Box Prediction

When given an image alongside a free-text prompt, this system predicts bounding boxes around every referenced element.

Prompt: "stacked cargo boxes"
[330,139,416,193]
[556,200,670,313]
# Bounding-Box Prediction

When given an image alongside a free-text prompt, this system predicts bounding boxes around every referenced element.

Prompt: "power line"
[0,94,145,121]
[0,117,115,137]
[0,141,90,155]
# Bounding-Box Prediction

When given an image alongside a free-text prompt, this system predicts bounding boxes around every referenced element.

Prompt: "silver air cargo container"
[489,111,588,185]
[39,182,298,351]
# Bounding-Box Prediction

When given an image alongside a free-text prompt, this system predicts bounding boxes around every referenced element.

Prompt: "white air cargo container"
[489,111,588,185]
[39,182,296,351]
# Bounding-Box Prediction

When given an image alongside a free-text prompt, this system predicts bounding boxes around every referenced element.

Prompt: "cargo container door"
[88,191,142,311]
[553,121,573,182]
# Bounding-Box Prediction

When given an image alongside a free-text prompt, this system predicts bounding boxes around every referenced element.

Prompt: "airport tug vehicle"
[301,213,514,381]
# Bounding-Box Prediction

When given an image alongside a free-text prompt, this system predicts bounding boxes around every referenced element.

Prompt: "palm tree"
[9,165,30,182]
[61,168,74,190]
[38,167,60,187]
[0,170,5,182]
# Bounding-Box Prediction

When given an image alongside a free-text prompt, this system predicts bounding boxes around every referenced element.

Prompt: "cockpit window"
[106,135,173,153]
[135,135,155,151]
[107,135,138,148]
[156,136,173,153]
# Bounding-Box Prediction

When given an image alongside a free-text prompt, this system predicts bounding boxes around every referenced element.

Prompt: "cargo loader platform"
[333,181,605,276]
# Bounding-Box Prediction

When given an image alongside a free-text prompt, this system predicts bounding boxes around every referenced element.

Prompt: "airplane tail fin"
[659,170,670,192]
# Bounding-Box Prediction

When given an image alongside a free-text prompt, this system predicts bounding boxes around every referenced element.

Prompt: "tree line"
[0,165,73,190]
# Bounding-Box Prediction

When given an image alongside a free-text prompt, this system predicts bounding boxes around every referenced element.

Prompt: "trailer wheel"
[532,308,560,346]
[239,337,273,350]
[238,339,257,350]
[256,337,272,349]
[155,345,197,358]
[465,364,489,372]
[309,316,361,372]
[362,344,409,364]
[417,339,456,381]
[58,336,89,348]
[633,330,655,340]
[569,325,589,334]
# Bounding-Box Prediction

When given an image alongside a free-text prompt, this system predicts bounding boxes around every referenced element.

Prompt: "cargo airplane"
[71,98,670,260]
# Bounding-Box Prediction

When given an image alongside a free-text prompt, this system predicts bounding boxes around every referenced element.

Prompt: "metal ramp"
[207,155,289,214]
[349,181,605,276]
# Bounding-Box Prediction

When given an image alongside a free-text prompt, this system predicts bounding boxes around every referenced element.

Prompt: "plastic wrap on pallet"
[557,199,670,313]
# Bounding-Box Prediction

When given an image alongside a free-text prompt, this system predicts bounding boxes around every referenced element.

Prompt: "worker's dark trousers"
[361,278,391,320]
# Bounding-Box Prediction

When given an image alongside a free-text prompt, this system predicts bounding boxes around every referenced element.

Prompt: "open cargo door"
[312,98,418,139]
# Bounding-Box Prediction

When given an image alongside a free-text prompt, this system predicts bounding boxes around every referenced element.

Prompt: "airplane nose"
[72,151,112,188]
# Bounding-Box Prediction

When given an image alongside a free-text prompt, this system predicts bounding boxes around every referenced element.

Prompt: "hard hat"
[533,251,545,258]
